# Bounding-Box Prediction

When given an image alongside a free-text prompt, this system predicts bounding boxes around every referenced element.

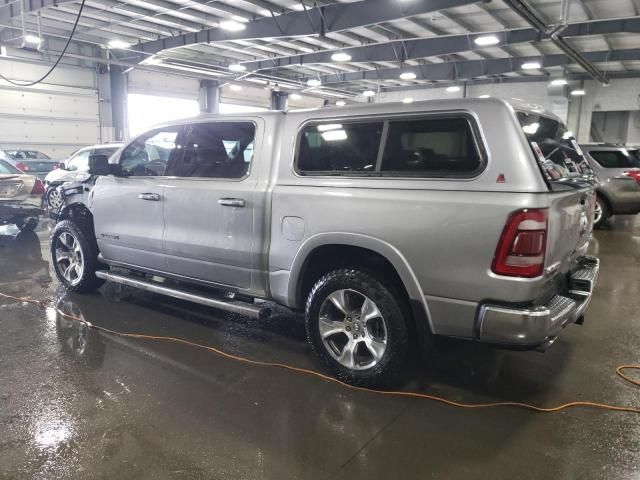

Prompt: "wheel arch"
[287,233,433,333]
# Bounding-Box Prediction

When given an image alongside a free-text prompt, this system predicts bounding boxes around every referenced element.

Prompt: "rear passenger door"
[161,121,259,290]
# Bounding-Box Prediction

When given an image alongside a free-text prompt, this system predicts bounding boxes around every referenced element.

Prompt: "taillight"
[623,171,640,185]
[492,208,548,278]
[31,179,45,195]
[16,162,29,171]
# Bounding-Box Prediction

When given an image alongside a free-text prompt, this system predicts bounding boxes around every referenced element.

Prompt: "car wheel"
[50,220,105,293]
[305,269,412,388]
[46,187,64,211]
[593,195,611,228]
[15,216,38,232]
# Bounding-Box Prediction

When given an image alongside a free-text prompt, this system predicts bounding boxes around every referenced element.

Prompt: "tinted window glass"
[120,127,183,177]
[590,150,640,168]
[67,150,91,171]
[517,112,592,183]
[93,147,119,159]
[176,122,255,178]
[381,117,481,175]
[297,122,383,173]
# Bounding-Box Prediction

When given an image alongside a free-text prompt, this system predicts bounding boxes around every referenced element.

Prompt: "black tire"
[15,216,38,232]
[305,269,413,388]
[593,195,611,228]
[50,220,105,293]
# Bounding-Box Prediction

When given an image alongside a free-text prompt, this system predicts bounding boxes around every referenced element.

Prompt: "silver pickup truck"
[50,98,599,387]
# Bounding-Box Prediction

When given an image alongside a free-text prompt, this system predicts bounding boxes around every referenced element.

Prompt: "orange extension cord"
[1,291,639,415]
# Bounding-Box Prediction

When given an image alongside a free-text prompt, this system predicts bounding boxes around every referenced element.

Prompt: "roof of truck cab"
[160,97,562,127]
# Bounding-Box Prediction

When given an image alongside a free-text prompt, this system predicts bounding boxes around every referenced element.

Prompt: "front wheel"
[305,269,413,388]
[50,220,105,293]
[593,195,611,228]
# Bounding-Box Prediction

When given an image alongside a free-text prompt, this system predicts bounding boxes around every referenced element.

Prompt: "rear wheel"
[305,269,412,388]
[593,195,611,228]
[51,220,105,293]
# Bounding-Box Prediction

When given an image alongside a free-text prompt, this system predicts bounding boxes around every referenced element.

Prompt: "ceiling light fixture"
[446,86,460,93]
[402,97,414,104]
[107,39,131,49]
[550,78,568,86]
[307,78,321,87]
[362,90,376,97]
[228,63,247,72]
[336,100,346,106]
[474,35,499,47]
[220,20,246,31]
[24,34,42,45]
[522,61,542,70]
[478,94,490,98]
[290,93,302,100]
[570,89,586,96]
[229,84,242,91]
[399,71,417,80]
[331,52,352,62]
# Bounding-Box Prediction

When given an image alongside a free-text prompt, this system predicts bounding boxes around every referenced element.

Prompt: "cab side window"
[119,127,183,177]
[175,122,255,178]
[67,150,91,171]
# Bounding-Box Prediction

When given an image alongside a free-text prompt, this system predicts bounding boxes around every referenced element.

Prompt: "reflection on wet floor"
[1,217,640,479]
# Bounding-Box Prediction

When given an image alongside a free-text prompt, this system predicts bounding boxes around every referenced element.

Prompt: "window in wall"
[175,122,256,178]
[381,117,482,175]
[297,122,384,173]
[119,127,183,177]
[128,93,199,136]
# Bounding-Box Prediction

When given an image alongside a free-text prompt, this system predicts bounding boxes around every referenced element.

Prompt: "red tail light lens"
[31,179,45,195]
[623,171,640,185]
[15,162,29,172]
[492,208,548,278]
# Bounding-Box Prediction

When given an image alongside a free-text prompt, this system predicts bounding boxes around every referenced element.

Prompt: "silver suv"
[50,98,599,387]
[581,144,640,227]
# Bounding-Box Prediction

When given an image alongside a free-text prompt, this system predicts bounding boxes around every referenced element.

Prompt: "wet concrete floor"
[0,216,639,479]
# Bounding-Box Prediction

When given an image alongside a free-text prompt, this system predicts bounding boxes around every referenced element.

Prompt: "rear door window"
[297,122,384,173]
[517,112,593,185]
[175,122,256,179]
[589,150,640,168]
[380,117,482,176]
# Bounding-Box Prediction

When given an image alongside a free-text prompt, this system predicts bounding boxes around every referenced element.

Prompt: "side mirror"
[88,154,110,175]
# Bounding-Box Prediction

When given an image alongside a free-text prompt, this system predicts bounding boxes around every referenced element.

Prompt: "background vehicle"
[44,143,123,210]
[2,148,59,180]
[581,144,640,227]
[0,158,44,232]
[50,99,598,387]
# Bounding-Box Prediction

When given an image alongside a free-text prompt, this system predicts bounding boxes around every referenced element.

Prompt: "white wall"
[0,54,100,158]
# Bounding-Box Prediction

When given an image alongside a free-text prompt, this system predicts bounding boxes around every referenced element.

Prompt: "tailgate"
[546,187,595,275]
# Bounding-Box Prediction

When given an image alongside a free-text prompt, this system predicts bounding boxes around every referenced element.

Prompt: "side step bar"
[95,270,271,320]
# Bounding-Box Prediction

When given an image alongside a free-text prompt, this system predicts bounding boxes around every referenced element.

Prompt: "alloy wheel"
[54,232,84,285]
[594,199,603,224]
[318,289,388,371]
[47,189,63,210]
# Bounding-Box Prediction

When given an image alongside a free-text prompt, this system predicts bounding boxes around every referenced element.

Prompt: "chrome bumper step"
[95,270,271,319]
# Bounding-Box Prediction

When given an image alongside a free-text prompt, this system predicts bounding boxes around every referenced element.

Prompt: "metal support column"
[109,65,127,142]
[201,80,220,114]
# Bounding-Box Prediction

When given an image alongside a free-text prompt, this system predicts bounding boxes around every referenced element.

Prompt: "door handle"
[138,193,161,201]
[218,197,245,208]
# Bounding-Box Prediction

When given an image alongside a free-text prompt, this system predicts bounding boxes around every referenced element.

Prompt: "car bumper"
[0,202,44,220]
[477,255,599,349]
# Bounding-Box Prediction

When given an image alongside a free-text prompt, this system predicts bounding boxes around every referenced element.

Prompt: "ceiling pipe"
[502,0,609,85]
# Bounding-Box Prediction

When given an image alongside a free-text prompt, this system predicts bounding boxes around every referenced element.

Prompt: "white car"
[44,143,123,210]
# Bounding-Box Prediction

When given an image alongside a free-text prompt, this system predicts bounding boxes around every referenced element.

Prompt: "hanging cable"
[0,0,87,87]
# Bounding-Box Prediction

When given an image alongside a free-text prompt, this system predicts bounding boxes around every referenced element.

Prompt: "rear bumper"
[0,202,44,220]
[477,255,599,349]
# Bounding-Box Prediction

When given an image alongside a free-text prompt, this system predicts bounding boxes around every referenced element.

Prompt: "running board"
[95,270,271,319]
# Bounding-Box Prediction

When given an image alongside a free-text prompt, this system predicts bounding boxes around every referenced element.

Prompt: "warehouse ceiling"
[1,0,640,99]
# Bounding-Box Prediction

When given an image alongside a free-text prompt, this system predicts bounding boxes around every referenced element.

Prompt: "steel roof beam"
[240,17,640,71]
[136,0,483,55]
[0,0,78,23]
[309,48,640,84]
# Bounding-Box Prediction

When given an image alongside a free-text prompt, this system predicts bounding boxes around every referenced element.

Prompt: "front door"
[161,120,259,290]
[91,126,184,273]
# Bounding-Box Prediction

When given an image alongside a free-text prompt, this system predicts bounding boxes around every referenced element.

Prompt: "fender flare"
[287,232,433,331]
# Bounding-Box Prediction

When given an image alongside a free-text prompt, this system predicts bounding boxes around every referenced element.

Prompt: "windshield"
[7,150,50,159]
[589,149,640,169]
[517,111,593,186]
